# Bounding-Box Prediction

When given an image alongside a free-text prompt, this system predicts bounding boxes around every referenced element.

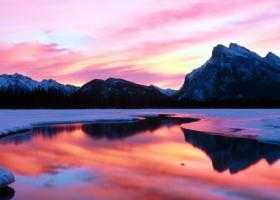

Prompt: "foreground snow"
[0,168,15,187]
[0,109,280,143]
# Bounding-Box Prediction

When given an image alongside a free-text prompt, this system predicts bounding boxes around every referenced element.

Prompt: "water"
[0,111,280,199]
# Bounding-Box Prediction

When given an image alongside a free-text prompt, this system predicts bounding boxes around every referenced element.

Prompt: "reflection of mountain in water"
[0,187,15,200]
[82,115,199,140]
[183,128,280,174]
[0,115,199,144]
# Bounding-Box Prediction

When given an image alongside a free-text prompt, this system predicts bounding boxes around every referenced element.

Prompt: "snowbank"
[0,168,15,187]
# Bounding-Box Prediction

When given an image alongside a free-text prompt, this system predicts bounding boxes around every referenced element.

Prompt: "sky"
[0,0,279,89]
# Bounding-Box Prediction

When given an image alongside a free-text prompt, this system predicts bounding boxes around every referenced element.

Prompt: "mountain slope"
[177,43,280,104]
[151,85,177,97]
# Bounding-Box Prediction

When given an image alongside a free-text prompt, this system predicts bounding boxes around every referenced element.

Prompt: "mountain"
[0,73,39,92]
[1,43,280,108]
[76,78,172,107]
[177,43,280,105]
[0,73,79,107]
[0,73,78,95]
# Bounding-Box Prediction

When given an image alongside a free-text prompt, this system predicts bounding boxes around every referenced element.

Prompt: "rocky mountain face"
[76,78,172,107]
[177,43,280,104]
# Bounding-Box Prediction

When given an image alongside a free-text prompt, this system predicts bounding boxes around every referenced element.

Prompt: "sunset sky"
[0,0,279,89]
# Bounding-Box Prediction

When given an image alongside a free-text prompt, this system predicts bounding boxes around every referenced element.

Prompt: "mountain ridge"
[0,73,79,95]
[76,77,173,107]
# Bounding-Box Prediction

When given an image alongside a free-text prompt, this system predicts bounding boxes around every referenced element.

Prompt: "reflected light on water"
[0,116,279,199]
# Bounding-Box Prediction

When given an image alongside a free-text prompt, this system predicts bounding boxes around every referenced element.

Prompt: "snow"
[0,168,15,187]
[180,109,280,144]
[1,109,280,144]
[0,109,170,135]
[0,73,39,91]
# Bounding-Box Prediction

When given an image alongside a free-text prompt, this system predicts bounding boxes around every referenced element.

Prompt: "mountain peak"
[264,52,280,66]
[105,78,139,86]
[106,77,125,82]
[229,43,251,54]
[41,79,58,83]
[3,73,33,80]
[212,43,261,60]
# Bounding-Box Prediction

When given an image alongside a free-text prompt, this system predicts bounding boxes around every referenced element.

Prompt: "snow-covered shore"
[0,109,188,136]
[1,109,280,144]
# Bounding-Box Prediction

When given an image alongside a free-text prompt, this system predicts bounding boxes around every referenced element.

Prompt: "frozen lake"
[0,109,280,199]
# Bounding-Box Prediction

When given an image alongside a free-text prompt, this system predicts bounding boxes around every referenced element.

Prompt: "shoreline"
[0,113,199,139]
[1,109,280,146]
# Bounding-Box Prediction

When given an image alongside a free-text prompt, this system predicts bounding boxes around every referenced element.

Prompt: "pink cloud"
[0,42,83,80]
[113,0,273,38]
[0,42,185,88]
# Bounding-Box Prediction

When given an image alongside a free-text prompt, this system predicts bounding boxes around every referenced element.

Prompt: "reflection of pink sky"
[0,123,280,199]
[0,1,280,88]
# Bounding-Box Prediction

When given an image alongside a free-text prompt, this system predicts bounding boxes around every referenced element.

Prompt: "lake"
[0,109,280,200]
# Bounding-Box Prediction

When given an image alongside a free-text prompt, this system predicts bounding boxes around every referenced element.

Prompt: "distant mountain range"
[0,73,78,94]
[0,43,280,108]
[0,74,176,107]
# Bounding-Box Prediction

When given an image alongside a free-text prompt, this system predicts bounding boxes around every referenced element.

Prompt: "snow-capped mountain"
[0,73,79,95]
[177,43,280,102]
[0,73,39,92]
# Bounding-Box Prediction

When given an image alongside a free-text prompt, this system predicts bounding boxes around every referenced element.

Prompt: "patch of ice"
[0,168,15,187]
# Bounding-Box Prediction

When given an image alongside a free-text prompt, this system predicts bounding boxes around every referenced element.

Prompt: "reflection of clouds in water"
[17,168,95,188]
[0,114,280,199]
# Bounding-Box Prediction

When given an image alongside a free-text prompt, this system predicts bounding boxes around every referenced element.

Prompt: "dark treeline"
[1,90,280,108]
[0,90,74,108]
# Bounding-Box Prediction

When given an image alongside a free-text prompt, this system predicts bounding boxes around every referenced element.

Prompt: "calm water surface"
[0,115,280,200]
